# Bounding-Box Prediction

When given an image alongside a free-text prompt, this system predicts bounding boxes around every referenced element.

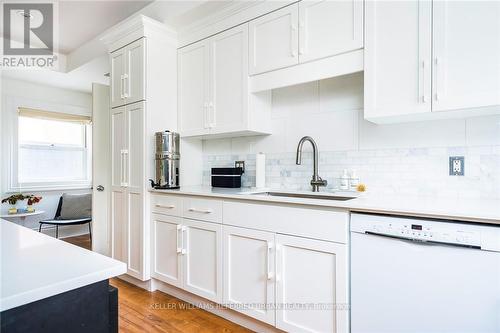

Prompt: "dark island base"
[1,280,118,333]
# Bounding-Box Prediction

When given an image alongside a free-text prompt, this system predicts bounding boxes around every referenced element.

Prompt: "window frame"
[6,106,93,193]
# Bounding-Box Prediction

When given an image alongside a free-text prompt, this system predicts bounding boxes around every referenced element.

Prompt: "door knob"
[96,185,105,192]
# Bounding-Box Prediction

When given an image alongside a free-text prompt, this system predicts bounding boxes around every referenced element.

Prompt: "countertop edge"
[150,188,500,225]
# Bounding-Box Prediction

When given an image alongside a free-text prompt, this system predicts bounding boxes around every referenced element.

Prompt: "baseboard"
[116,274,154,291]
[150,278,283,333]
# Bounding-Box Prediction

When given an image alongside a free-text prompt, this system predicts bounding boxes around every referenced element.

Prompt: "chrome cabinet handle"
[291,24,298,57]
[123,73,129,98]
[181,226,187,255]
[176,225,182,254]
[155,204,175,209]
[209,102,215,128]
[434,57,439,101]
[96,185,105,192]
[267,242,273,280]
[188,208,213,214]
[420,60,427,103]
[120,74,124,99]
[120,149,128,187]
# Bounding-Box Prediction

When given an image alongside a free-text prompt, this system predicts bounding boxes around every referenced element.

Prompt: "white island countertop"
[152,186,500,225]
[0,220,126,311]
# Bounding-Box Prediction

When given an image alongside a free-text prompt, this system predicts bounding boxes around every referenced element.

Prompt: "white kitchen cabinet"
[104,16,177,281]
[110,38,146,108]
[249,4,299,75]
[298,0,363,64]
[110,102,146,280]
[365,0,500,123]
[183,219,223,303]
[110,50,126,109]
[223,226,276,325]
[210,24,249,134]
[178,24,271,138]
[432,1,500,112]
[178,40,210,136]
[364,0,432,120]
[152,214,183,288]
[275,234,348,333]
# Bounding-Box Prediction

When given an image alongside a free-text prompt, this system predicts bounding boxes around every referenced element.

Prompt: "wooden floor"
[62,235,252,333]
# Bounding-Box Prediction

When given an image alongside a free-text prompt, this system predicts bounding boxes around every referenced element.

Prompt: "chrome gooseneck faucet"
[296,136,327,192]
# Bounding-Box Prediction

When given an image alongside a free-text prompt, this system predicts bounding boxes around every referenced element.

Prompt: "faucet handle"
[311,177,328,187]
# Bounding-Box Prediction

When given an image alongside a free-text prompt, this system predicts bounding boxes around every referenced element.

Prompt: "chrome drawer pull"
[188,208,213,214]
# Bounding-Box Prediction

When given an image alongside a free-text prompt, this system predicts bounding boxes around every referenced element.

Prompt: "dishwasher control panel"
[351,214,483,247]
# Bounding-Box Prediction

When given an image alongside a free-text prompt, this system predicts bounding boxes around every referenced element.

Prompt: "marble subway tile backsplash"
[202,145,500,199]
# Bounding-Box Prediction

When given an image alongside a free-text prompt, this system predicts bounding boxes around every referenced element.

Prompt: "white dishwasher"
[351,213,500,333]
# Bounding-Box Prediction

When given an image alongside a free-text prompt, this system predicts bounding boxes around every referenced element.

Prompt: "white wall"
[202,73,500,198]
[1,78,93,237]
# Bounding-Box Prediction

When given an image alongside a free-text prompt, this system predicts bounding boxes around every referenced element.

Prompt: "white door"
[223,226,275,325]
[110,49,126,108]
[91,83,110,256]
[249,4,299,75]
[276,234,348,333]
[432,1,500,112]
[125,102,145,280]
[110,106,127,263]
[182,219,222,303]
[125,38,146,106]
[178,41,210,136]
[152,214,183,288]
[364,0,432,120]
[298,0,363,63]
[210,24,248,134]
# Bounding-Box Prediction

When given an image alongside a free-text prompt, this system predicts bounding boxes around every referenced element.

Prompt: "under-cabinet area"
[150,193,349,333]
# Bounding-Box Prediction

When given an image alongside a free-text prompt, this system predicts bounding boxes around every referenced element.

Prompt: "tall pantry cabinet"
[101,15,177,281]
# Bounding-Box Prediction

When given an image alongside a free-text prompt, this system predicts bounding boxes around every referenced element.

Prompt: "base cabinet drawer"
[223,200,348,243]
[183,197,222,223]
[151,194,182,217]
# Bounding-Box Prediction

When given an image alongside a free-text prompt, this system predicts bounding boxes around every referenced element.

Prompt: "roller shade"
[18,107,92,124]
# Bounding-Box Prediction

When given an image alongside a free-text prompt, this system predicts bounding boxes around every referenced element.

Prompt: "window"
[16,108,92,189]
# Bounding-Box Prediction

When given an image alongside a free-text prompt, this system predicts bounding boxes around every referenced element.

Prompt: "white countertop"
[152,186,500,225]
[0,220,127,311]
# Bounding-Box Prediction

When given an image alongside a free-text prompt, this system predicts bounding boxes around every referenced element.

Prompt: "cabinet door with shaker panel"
[110,101,147,281]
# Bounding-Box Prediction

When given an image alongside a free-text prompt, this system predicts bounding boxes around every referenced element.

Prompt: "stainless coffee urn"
[149,131,180,189]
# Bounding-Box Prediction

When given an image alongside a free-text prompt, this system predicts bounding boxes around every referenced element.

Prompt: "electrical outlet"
[449,156,464,176]
[235,160,245,174]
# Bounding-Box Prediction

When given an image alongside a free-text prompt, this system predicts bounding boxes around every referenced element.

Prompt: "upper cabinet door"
[432,1,500,112]
[178,40,210,136]
[210,24,249,133]
[110,49,126,109]
[125,38,146,106]
[275,235,348,333]
[364,0,432,120]
[249,4,299,75]
[298,0,363,63]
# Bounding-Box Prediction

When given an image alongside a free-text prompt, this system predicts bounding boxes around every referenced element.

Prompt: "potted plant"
[1,194,42,214]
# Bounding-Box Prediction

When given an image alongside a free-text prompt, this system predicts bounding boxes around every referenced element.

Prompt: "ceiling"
[58,1,153,54]
[2,55,110,93]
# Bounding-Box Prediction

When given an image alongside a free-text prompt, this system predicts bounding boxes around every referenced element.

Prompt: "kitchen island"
[0,220,127,333]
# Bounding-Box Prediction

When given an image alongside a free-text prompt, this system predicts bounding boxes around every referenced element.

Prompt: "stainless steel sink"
[249,191,356,201]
